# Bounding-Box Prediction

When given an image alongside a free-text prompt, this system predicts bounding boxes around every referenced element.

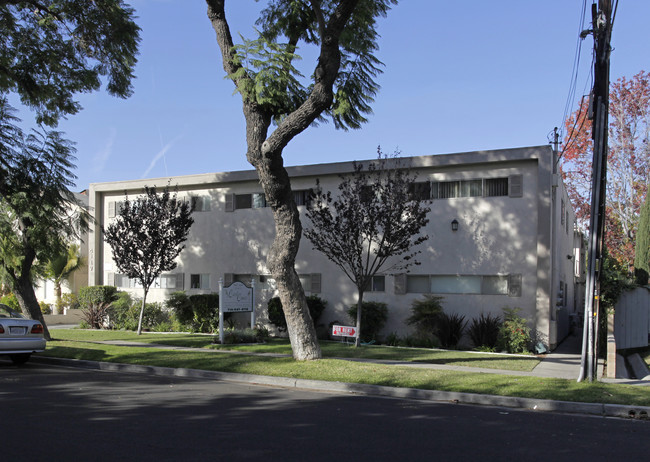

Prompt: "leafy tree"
[634,193,650,285]
[304,151,430,346]
[103,186,194,335]
[561,71,650,267]
[0,1,140,337]
[0,103,87,340]
[206,0,397,360]
[45,243,84,315]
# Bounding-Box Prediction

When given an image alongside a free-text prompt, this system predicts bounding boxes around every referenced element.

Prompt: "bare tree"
[304,150,430,346]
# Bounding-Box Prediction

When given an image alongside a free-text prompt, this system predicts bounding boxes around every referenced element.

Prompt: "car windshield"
[0,305,23,318]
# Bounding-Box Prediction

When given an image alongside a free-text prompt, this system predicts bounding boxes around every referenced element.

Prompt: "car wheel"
[10,353,31,365]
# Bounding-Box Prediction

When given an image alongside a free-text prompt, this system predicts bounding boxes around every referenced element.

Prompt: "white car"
[0,304,46,365]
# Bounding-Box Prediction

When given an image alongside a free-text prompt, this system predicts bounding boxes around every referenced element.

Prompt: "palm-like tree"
[46,244,84,314]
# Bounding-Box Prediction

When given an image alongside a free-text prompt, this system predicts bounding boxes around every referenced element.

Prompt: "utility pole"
[578,0,614,382]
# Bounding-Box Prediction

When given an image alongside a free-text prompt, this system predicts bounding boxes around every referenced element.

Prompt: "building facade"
[88,146,584,349]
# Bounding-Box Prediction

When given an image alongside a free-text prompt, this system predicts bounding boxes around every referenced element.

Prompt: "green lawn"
[50,329,540,371]
[41,329,650,407]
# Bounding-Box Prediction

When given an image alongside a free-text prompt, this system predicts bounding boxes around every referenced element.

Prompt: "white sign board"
[332,325,358,338]
[221,281,253,313]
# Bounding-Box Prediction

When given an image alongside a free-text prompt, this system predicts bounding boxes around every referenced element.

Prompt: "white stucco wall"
[89,146,576,347]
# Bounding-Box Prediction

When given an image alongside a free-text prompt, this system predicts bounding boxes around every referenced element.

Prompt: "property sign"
[221,281,253,313]
[332,325,358,338]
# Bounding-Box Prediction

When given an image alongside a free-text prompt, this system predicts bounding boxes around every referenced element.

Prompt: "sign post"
[331,325,358,339]
[218,279,255,344]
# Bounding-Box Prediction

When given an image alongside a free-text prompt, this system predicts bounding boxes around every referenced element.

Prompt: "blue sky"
[50,1,649,190]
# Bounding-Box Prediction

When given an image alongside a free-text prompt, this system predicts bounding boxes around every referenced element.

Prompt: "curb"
[32,356,650,420]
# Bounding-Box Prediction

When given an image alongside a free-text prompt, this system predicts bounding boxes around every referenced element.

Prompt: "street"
[1,360,648,461]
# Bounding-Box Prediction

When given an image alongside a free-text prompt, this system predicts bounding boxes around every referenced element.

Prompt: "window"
[153,274,184,289]
[190,274,210,289]
[191,196,211,212]
[365,275,385,292]
[460,179,482,197]
[484,178,508,197]
[253,193,267,208]
[235,194,252,209]
[408,182,431,201]
[293,189,313,206]
[431,177,512,199]
[405,274,513,296]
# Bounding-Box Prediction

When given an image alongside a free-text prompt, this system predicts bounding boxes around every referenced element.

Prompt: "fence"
[614,287,650,350]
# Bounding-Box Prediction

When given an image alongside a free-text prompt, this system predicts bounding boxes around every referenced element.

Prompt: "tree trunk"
[14,274,52,341]
[355,289,364,347]
[206,0,359,360]
[53,281,62,315]
[137,288,148,335]
[251,114,322,360]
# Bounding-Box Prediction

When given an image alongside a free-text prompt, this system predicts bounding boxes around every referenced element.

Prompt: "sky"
[48,0,650,191]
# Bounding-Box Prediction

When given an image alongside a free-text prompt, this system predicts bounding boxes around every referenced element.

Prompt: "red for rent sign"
[332,325,357,338]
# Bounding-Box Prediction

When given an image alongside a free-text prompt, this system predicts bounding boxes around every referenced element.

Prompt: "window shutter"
[224,273,234,286]
[310,273,321,293]
[394,274,406,295]
[508,274,522,297]
[107,272,115,286]
[176,273,184,290]
[108,201,116,218]
[225,194,235,212]
[509,175,523,198]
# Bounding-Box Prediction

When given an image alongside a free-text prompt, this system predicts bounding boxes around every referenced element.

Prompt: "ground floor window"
[406,274,515,296]
[190,273,210,290]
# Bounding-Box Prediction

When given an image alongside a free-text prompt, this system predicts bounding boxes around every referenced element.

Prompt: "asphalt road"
[1,360,649,461]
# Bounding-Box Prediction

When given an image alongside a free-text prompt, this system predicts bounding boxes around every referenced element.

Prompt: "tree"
[45,243,84,315]
[304,151,430,346]
[561,71,650,267]
[103,186,194,335]
[206,0,397,360]
[0,102,87,340]
[635,193,650,285]
[0,1,140,335]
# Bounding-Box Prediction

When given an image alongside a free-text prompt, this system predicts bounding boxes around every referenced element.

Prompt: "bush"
[165,292,219,333]
[188,293,220,332]
[497,308,531,354]
[406,295,444,338]
[79,286,118,329]
[267,295,327,332]
[61,293,80,311]
[109,292,170,331]
[437,312,467,348]
[218,326,270,344]
[0,293,19,311]
[347,301,388,342]
[39,301,52,314]
[468,313,502,350]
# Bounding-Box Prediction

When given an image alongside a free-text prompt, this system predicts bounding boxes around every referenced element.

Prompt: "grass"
[39,336,650,407]
[50,329,540,371]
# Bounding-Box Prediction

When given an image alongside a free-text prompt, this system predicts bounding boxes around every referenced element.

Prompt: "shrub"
[468,313,502,350]
[61,293,80,311]
[188,293,220,333]
[166,291,219,333]
[406,295,444,338]
[497,307,531,354]
[267,295,327,332]
[347,301,388,342]
[218,326,270,344]
[0,293,20,311]
[109,292,170,331]
[437,312,467,348]
[79,286,118,329]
